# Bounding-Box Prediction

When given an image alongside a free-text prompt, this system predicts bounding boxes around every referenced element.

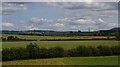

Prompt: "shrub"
[2,43,119,61]
[89,47,100,56]
[67,48,78,57]
[76,46,93,57]
[97,45,112,56]
[38,47,48,58]
[48,46,64,58]
[26,43,40,59]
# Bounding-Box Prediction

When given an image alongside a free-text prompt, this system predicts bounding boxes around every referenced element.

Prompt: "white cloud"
[47,2,117,11]
[54,23,64,27]
[15,16,118,31]
[57,17,96,25]
[47,2,118,18]
[27,25,39,30]
[2,22,14,27]
[2,0,119,2]
[98,18,105,23]
[30,17,52,24]
[2,2,27,14]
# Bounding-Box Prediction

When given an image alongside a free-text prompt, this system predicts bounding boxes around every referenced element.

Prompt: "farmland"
[1,34,119,66]
[1,34,118,49]
[2,40,118,49]
[2,56,118,65]
[1,34,116,40]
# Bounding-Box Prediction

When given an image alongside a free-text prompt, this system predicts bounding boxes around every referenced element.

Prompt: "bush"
[89,47,100,56]
[67,48,78,57]
[76,46,93,57]
[97,45,112,56]
[111,45,120,55]
[26,43,40,59]
[38,47,48,58]
[2,36,37,41]
[2,48,28,61]
[48,46,64,58]
[2,43,120,61]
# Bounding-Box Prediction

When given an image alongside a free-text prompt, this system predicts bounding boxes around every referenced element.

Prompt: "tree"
[7,36,15,41]
[89,47,99,56]
[78,30,81,32]
[115,32,120,40]
[76,46,92,57]
[39,47,48,58]
[26,43,40,59]
[97,45,112,56]
[48,46,64,58]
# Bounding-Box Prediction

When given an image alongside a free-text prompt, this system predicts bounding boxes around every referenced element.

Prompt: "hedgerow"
[2,43,120,61]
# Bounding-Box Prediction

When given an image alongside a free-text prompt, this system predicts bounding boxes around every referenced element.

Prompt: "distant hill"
[109,27,120,31]
[1,27,120,36]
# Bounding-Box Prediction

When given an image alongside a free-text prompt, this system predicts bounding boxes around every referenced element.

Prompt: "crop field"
[2,40,118,49]
[1,34,72,40]
[1,34,119,66]
[2,56,118,65]
[1,34,115,40]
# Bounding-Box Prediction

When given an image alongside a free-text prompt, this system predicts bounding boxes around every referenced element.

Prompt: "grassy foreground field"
[2,40,118,49]
[2,56,118,65]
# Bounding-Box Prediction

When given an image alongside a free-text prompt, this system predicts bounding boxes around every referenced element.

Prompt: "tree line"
[2,43,120,61]
[1,36,37,41]
[40,38,116,41]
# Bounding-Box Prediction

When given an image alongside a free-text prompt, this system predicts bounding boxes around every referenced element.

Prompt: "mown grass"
[1,34,118,49]
[2,56,118,65]
[63,56,118,65]
[2,40,118,49]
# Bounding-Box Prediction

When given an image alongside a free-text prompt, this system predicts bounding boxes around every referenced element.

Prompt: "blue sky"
[2,2,118,31]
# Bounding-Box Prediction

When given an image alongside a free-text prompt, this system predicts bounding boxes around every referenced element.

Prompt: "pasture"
[1,34,119,66]
[2,56,118,65]
[1,34,118,50]
[1,34,115,40]
[2,40,118,49]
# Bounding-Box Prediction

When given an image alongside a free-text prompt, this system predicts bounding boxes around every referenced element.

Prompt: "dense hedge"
[40,38,116,41]
[2,43,120,61]
[1,36,37,41]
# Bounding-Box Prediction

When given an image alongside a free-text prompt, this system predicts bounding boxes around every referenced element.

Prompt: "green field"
[1,34,119,66]
[1,34,79,40]
[1,34,115,40]
[2,40,118,49]
[2,56,118,65]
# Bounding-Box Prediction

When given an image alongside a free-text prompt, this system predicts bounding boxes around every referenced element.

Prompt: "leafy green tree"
[7,36,15,40]
[48,46,64,58]
[89,47,100,56]
[97,45,112,56]
[115,32,120,40]
[76,46,92,57]
[67,48,78,57]
[39,47,48,58]
[26,43,40,59]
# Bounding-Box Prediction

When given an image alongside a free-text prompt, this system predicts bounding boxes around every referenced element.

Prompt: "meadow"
[1,34,119,66]
[2,40,118,49]
[2,56,118,65]
[1,34,115,40]
[1,34,118,49]
[1,34,119,51]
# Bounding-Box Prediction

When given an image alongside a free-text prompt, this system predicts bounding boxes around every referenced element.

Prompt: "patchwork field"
[2,56,118,65]
[1,34,119,66]
[1,34,115,40]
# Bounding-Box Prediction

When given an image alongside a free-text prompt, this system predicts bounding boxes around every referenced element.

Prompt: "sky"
[1,1,119,31]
